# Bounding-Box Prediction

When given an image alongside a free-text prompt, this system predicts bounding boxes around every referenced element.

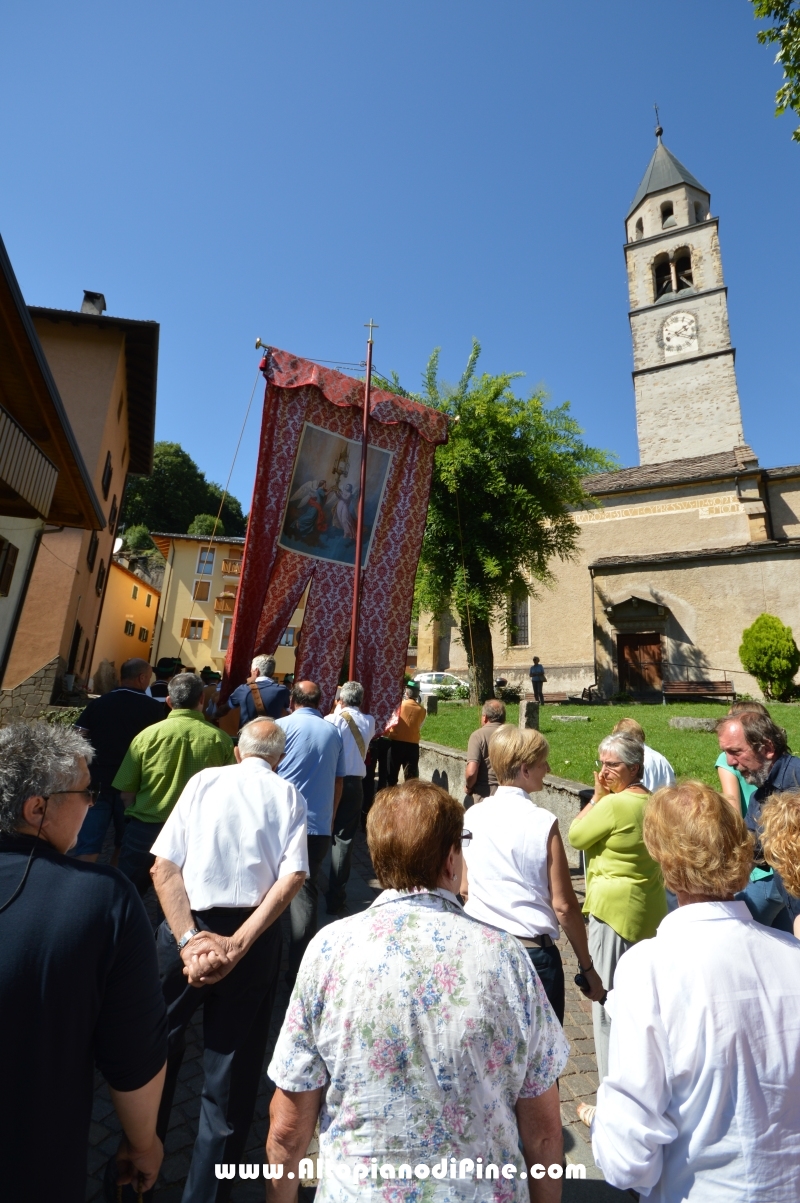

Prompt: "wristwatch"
[177,926,200,951]
[578,958,594,974]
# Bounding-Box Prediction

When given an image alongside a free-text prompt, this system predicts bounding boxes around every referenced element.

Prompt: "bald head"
[292,680,321,709]
[120,658,153,690]
[237,718,285,765]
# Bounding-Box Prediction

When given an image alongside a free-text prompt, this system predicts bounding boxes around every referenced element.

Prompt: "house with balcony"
[150,533,304,678]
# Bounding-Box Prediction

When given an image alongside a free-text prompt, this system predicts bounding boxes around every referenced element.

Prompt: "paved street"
[86,829,629,1201]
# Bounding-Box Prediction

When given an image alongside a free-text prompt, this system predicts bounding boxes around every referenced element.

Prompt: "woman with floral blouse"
[266,780,569,1203]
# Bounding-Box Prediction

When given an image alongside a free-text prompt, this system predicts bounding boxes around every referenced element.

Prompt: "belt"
[516,934,554,949]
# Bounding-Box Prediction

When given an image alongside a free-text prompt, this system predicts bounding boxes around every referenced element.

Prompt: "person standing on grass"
[461,725,605,1023]
[612,718,675,793]
[529,657,546,704]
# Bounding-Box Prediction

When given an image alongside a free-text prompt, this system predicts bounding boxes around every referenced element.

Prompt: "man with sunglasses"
[0,721,167,1203]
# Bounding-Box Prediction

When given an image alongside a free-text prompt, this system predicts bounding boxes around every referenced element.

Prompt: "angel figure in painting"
[330,482,359,542]
[287,479,331,544]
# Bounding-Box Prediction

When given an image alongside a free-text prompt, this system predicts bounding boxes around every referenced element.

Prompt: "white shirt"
[150,756,308,910]
[642,744,676,792]
[324,706,375,778]
[463,785,559,940]
[593,901,800,1202]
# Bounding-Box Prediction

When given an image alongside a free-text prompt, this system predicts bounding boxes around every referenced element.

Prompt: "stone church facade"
[419,134,800,700]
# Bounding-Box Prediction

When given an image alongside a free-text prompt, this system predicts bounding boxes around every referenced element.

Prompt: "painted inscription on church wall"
[574,493,744,525]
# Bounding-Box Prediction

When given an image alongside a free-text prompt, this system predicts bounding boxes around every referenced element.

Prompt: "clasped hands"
[181,931,244,987]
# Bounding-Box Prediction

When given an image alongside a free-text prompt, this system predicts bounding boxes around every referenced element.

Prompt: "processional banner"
[222,348,449,732]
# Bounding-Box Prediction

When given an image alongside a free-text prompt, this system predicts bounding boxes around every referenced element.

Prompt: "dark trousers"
[326,776,363,911]
[387,739,419,786]
[118,816,164,896]
[288,834,332,984]
[531,680,544,704]
[527,944,565,1025]
[155,908,282,1203]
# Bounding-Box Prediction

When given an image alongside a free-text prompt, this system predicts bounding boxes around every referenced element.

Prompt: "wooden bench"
[662,680,736,702]
[523,691,570,704]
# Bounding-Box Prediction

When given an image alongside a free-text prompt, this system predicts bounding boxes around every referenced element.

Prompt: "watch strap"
[177,926,200,951]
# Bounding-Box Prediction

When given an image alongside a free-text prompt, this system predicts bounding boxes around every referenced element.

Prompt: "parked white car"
[413,671,470,696]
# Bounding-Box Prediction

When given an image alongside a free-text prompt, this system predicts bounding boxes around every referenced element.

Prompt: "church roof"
[584,446,759,496]
[591,537,800,572]
[627,139,709,219]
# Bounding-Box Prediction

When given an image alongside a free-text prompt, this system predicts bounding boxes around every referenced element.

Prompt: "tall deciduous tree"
[376,342,614,702]
[120,442,247,536]
[751,1,800,141]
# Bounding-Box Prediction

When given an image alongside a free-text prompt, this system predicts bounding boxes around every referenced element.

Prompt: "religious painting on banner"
[222,348,449,733]
[280,423,392,567]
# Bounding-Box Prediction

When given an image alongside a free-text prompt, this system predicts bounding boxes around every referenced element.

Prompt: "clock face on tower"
[662,311,698,358]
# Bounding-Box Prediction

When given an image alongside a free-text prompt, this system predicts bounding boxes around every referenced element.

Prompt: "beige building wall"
[3,322,129,694]
[152,535,305,679]
[90,561,160,687]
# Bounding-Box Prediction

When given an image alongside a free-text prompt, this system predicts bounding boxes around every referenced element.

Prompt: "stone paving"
[86,830,629,1201]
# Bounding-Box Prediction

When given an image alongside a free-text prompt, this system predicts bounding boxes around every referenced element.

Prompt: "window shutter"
[180,619,191,638]
[203,620,212,640]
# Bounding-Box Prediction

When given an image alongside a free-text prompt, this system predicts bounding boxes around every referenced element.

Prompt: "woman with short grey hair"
[568,728,667,1111]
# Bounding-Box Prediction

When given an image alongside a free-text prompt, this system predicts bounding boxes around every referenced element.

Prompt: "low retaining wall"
[418,740,588,868]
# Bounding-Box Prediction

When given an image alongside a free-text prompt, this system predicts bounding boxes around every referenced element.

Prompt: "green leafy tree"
[376,342,614,702]
[122,523,155,552]
[120,442,247,536]
[751,1,800,141]
[188,513,225,536]
[739,613,800,699]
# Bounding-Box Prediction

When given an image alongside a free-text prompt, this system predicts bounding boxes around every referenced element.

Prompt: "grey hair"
[0,722,94,835]
[598,733,644,780]
[120,657,151,681]
[340,681,364,708]
[251,655,276,678]
[168,672,205,710]
[238,719,286,761]
[482,699,506,723]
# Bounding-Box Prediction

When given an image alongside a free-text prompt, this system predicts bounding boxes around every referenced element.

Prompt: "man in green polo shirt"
[114,672,235,896]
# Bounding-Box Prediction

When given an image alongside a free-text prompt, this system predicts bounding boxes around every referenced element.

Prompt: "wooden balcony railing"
[214,594,237,614]
[221,558,242,575]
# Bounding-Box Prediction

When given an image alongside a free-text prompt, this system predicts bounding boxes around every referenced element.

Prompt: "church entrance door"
[617,633,662,693]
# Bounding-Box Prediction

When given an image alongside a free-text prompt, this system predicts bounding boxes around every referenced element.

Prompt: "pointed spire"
[627,137,708,219]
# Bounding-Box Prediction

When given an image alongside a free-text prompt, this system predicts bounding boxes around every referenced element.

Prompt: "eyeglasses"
[596,760,623,770]
[461,830,473,848]
[44,789,98,807]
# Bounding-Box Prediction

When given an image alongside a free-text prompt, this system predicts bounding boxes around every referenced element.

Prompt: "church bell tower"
[625,126,745,465]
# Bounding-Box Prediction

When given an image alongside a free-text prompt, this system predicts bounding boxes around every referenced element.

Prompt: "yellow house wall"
[90,562,160,684]
[153,538,304,678]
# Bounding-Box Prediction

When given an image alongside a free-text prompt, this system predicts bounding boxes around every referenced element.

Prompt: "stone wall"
[0,656,62,724]
[418,740,587,868]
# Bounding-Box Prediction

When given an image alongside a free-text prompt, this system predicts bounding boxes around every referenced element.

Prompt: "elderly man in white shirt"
[591,780,800,1203]
[150,718,307,1203]
[324,680,376,915]
[612,717,675,792]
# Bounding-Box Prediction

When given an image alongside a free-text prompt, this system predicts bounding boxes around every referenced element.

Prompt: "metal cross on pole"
[348,320,378,682]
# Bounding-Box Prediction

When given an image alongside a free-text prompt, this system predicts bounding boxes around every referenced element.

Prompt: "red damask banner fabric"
[222,348,449,731]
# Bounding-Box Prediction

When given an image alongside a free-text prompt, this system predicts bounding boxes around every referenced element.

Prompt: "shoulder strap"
[248,681,267,716]
[340,710,366,760]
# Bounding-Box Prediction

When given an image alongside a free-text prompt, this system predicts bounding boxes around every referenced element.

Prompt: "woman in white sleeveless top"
[461,725,605,1022]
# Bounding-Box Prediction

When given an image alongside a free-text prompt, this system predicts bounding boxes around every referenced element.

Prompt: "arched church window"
[634,218,644,241]
[661,201,677,229]
[654,253,673,299]
[674,249,693,291]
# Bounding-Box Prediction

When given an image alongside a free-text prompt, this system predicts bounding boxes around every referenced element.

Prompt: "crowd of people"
[2,663,800,1201]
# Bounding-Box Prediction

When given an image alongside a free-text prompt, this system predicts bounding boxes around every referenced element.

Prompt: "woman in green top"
[568,732,667,1099]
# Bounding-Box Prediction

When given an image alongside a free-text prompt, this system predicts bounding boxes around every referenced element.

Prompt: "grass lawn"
[421,701,800,788]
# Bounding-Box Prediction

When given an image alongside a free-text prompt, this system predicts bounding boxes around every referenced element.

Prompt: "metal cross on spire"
[364,318,379,343]
[654,102,663,140]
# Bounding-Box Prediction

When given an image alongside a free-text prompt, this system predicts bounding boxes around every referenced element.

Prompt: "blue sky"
[2,1,798,515]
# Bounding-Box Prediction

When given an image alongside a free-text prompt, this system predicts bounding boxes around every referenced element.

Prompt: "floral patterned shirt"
[268,888,569,1202]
